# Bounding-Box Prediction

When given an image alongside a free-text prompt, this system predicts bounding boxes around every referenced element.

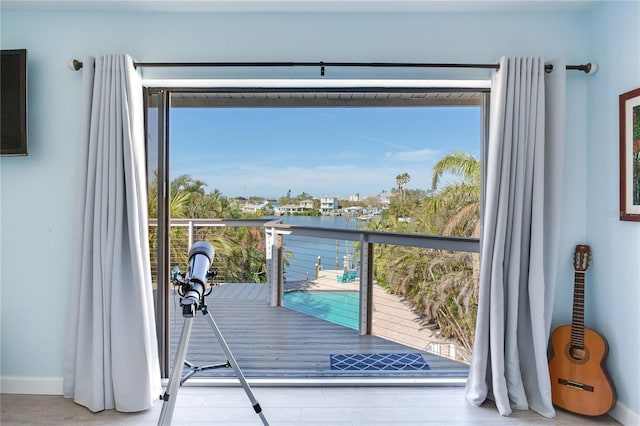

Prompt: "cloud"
[356,134,414,152]
[337,150,360,159]
[385,148,440,162]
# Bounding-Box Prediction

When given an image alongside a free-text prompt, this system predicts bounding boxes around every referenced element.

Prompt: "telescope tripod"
[158,300,269,426]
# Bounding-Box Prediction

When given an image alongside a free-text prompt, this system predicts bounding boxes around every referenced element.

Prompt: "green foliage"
[366,152,481,360]
[633,105,640,142]
[149,173,267,283]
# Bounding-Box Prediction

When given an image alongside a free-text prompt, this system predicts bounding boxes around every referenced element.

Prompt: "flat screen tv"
[1,49,28,156]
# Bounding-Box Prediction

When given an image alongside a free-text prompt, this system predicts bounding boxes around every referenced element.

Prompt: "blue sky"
[170,106,480,199]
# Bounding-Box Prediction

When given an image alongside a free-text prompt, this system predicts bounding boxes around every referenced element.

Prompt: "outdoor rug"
[330,353,430,371]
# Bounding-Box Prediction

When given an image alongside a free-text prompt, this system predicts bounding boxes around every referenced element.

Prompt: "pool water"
[283,290,359,330]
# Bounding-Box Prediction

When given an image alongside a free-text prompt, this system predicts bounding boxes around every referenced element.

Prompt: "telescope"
[160,240,269,426]
[173,241,216,317]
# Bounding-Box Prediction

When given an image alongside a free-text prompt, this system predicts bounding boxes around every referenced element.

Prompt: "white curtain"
[465,57,566,417]
[63,54,161,412]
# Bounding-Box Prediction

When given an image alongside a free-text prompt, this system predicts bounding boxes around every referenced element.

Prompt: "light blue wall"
[585,1,640,422]
[0,4,633,421]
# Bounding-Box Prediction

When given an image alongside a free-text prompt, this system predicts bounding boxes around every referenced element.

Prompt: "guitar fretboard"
[570,271,585,348]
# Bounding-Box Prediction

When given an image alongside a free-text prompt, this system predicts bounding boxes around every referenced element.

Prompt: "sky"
[169,106,480,199]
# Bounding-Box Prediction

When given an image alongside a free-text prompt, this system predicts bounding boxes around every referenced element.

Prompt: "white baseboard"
[610,400,640,426]
[0,376,63,395]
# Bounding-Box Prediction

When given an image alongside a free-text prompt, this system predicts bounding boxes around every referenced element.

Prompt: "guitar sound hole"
[567,345,589,362]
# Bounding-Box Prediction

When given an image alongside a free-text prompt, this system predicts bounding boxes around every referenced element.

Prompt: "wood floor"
[169,284,467,378]
[1,387,620,425]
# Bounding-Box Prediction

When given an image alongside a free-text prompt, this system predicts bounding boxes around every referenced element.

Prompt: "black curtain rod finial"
[582,62,597,74]
[68,58,83,71]
[547,62,596,74]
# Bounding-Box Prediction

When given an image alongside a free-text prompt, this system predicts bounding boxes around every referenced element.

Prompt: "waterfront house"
[343,206,363,216]
[299,199,315,210]
[241,201,269,213]
[320,196,339,215]
[274,204,304,216]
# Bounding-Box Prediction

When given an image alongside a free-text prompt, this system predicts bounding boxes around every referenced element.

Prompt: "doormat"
[330,353,430,371]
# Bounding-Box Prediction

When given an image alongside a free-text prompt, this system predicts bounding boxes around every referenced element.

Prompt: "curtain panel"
[466,57,566,417]
[63,54,161,412]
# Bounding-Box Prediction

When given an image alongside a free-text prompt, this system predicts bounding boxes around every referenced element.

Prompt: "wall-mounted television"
[1,49,28,156]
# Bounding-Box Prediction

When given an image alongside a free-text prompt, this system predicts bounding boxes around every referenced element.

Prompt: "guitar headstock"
[573,244,592,272]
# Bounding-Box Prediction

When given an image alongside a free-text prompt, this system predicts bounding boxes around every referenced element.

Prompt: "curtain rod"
[68,59,596,75]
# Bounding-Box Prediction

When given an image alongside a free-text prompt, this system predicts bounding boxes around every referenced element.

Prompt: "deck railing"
[264,220,479,336]
[150,218,480,362]
[149,218,272,284]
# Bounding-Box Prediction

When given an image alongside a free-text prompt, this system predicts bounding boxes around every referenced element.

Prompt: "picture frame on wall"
[619,87,640,222]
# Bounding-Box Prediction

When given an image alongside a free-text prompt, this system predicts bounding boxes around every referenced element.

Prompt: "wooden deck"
[169,283,468,379]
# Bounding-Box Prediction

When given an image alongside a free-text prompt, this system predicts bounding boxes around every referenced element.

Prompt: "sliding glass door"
[146,87,487,379]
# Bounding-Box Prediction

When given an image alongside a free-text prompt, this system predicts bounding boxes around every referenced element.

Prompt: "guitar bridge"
[558,378,594,392]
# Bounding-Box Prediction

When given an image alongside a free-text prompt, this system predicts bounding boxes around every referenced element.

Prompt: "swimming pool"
[283,290,359,330]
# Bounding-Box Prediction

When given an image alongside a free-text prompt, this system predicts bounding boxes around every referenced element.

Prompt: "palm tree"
[147,171,194,219]
[148,172,195,278]
[427,151,480,238]
[395,172,411,201]
[148,173,266,283]
[422,151,480,357]
[372,152,481,360]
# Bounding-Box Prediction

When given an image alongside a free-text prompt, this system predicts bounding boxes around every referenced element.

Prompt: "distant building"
[348,193,360,202]
[241,201,269,213]
[343,206,363,216]
[320,196,339,215]
[274,204,304,215]
[300,199,315,209]
[379,193,392,207]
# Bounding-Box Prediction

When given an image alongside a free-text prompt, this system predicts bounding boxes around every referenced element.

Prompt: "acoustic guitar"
[548,244,616,416]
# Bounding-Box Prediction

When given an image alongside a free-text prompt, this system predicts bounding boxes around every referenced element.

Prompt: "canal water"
[273,215,361,281]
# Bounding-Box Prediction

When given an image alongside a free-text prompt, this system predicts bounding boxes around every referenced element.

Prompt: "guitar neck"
[570,271,585,348]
